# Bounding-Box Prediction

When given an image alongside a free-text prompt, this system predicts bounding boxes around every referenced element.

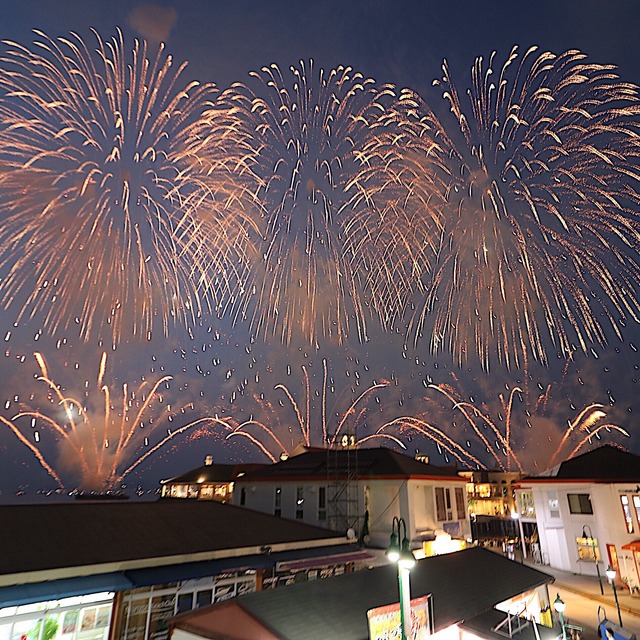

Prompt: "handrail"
[598,605,607,625]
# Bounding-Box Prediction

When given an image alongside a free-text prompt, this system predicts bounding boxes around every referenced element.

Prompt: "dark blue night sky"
[1,0,640,499]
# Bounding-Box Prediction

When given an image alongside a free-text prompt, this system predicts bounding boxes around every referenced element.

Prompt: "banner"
[367,595,431,640]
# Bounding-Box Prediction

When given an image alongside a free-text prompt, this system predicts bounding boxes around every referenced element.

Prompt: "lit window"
[478,484,491,498]
[621,495,634,533]
[518,491,536,518]
[567,493,593,515]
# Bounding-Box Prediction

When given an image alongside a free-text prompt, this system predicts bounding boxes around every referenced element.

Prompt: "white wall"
[530,481,640,589]
[235,476,470,549]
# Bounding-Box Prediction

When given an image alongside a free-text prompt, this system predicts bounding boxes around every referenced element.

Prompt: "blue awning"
[0,544,360,606]
[125,544,360,587]
[0,572,134,607]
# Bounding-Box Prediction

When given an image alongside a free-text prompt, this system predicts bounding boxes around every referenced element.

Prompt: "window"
[62,611,79,635]
[318,486,327,521]
[567,493,593,515]
[274,487,281,517]
[196,590,212,608]
[621,495,634,533]
[435,487,453,521]
[177,593,193,614]
[296,486,304,519]
[548,492,560,518]
[519,491,536,518]
[633,495,640,528]
[455,487,466,520]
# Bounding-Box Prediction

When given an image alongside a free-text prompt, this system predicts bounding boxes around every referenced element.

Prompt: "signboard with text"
[367,595,431,640]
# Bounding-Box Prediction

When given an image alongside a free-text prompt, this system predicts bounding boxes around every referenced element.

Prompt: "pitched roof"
[526,445,640,482]
[0,499,346,578]
[238,447,463,481]
[161,463,267,484]
[174,547,553,640]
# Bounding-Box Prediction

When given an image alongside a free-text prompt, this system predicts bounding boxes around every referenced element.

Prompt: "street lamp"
[582,525,604,595]
[553,593,567,640]
[606,566,623,627]
[387,516,416,640]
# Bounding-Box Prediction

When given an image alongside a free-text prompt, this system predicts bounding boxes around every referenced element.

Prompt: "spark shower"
[1,29,638,489]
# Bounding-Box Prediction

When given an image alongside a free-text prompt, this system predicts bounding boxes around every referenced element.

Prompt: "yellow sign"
[367,595,431,639]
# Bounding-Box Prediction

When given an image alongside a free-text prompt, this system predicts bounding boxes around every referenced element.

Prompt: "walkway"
[521,557,640,637]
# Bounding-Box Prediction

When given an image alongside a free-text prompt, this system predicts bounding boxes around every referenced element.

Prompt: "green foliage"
[28,616,59,640]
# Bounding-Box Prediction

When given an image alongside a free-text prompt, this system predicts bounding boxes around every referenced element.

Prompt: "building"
[232,446,471,555]
[515,445,640,594]
[159,456,266,502]
[0,500,360,640]
[459,470,524,545]
[169,546,558,640]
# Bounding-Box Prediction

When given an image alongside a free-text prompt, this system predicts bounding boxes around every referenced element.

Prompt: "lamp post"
[606,566,623,627]
[553,593,567,640]
[582,524,604,595]
[387,516,416,640]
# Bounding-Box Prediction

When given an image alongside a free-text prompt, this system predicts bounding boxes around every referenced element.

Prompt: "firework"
[224,358,404,460]
[0,29,251,344]
[210,60,433,346]
[376,379,629,471]
[406,46,640,370]
[1,352,217,490]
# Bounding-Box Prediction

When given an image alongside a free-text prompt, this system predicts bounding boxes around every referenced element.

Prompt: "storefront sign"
[367,595,431,639]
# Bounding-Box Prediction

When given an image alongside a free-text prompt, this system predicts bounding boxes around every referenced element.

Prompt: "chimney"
[205,455,213,466]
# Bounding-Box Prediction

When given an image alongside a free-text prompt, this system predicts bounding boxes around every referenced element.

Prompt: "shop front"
[0,593,113,640]
[620,541,640,596]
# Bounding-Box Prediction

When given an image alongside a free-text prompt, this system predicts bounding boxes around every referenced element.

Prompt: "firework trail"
[1,352,218,490]
[405,46,640,371]
[211,60,432,346]
[224,358,404,460]
[376,377,629,471]
[0,29,251,345]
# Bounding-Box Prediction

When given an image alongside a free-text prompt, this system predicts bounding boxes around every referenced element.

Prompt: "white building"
[159,456,267,501]
[515,445,640,595]
[232,446,471,554]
